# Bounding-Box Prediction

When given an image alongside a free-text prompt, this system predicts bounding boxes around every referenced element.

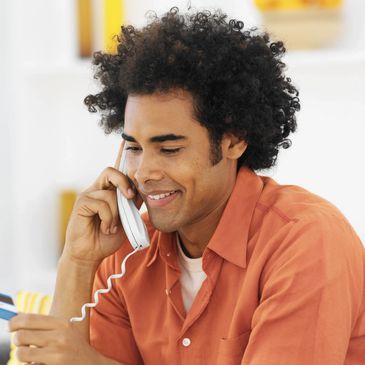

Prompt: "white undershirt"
[176,235,207,313]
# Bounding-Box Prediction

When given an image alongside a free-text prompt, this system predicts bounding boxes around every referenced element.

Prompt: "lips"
[147,190,177,200]
[144,190,180,208]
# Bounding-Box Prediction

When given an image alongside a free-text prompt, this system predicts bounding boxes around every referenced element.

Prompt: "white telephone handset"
[117,146,150,250]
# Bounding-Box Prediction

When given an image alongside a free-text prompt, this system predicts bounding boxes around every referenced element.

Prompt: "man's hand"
[63,140,142,266]
[8,313,106,365]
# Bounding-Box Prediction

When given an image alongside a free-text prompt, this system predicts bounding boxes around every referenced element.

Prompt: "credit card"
[0,293,17,321]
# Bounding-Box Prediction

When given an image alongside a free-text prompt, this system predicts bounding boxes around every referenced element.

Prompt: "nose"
[131,151,164,186]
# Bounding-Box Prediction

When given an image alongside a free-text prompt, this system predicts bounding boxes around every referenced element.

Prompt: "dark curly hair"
[84,7,300,170]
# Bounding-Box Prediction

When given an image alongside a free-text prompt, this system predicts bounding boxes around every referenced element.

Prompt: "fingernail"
[106,228,110,235]
[127,188,134,197]
[111,226,118,234]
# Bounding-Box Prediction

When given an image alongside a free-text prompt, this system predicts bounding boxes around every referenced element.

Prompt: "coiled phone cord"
[69,248,139,322]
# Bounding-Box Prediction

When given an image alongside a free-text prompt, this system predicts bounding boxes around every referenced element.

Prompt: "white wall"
[0,0,364,305]
[0,0,16,296]
[272,51,365,239]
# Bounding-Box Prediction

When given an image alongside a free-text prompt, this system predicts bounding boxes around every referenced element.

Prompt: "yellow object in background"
[104,0,124,54]
[255,0,343,10]
[255,0,344,49]
[59,190,77,255]
[7,291,53,365]
[77,0,93,57]
[76,0,124,56]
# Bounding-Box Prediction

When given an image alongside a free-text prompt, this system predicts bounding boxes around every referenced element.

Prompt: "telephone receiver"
[116,147,150,250]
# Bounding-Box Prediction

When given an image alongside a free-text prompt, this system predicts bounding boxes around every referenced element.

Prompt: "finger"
[84,167,134,198]
[86,185,143,220]
[9,313,67,332]
[75,195,114,235]
[114,139,125,169]
[84,190,120,232]
[84,188,144,231]
[15,345,44,364]
[113,139,138,196]
[13,329,55,348]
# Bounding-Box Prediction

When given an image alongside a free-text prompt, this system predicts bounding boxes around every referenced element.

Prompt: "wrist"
[59,252,101,272]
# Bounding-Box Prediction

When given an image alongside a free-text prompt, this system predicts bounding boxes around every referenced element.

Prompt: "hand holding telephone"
[70,143,150,322]
[116,146,150,250]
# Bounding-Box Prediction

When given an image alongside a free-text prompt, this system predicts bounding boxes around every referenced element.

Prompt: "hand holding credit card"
[0,293,17,320]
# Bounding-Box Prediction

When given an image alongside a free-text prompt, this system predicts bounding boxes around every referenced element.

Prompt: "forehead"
[124,91,201,136]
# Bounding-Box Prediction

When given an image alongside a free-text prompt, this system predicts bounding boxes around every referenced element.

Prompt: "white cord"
[69,248,140,322]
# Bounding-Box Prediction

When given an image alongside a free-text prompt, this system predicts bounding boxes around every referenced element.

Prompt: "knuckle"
[16,346,29,362]
[99,199,110,211]
[13,332,19,346]
[74,193,86,206]
[19,314,31,327]
[78,191,90,201]
[104,166,115,174]
[77,191,87,199]
[101,167,117,182]
[54,352,66,364]
[56,334,68,347]
[61,318,71,330]
[14,330,25,345]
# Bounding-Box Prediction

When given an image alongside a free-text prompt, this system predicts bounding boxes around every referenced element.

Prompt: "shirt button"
[182,338,191,347]
[166,252,171,257]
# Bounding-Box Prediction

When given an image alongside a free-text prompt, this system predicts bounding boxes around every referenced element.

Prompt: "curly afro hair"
[84,6,300,171]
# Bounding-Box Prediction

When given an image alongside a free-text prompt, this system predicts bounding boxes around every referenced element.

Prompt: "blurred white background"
[0,0,364,324]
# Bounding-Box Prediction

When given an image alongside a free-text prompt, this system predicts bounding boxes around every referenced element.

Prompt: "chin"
[149,215,179,233]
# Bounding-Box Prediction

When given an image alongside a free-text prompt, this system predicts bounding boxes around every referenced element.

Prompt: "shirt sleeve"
[89,248,144,365]
[242,215,364,365]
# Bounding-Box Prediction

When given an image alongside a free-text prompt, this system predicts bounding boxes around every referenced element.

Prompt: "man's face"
[123,90,237,233]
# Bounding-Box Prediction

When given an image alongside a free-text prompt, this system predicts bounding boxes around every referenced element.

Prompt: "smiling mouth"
[147,190,177,200]
[145,190,180,208]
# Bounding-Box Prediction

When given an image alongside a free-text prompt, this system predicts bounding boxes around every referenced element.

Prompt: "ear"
[221,134,247,160]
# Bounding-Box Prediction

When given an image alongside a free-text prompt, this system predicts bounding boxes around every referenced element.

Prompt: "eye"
[161,148,181,155]
[125,146,141,153]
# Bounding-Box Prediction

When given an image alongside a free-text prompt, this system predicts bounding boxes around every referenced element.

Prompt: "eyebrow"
[122,133,187,143]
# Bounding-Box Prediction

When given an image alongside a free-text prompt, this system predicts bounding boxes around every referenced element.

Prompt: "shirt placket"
[177,250,224,364]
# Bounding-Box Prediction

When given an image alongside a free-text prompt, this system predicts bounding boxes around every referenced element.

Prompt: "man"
[9,7,365,365]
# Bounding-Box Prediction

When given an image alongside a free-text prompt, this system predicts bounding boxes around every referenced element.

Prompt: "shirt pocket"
[216,330,251,365]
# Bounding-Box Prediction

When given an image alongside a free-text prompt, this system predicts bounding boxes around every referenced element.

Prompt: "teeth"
[148,191,176,200]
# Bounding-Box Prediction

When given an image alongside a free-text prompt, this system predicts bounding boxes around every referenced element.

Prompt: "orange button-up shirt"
[90,167,365,365]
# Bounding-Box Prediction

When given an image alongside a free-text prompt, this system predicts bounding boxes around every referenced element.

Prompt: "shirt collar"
[146,229,178,269]
[206,167,264,268]
[146,167,264,269]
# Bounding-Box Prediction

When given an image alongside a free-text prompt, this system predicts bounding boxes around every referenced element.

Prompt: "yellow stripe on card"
[104,0,124,53]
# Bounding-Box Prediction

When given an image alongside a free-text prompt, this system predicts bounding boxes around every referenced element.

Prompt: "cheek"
[125,153,137,169]
[184,168,217,203]
[187,162,227,203]
[175,159,203,190]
